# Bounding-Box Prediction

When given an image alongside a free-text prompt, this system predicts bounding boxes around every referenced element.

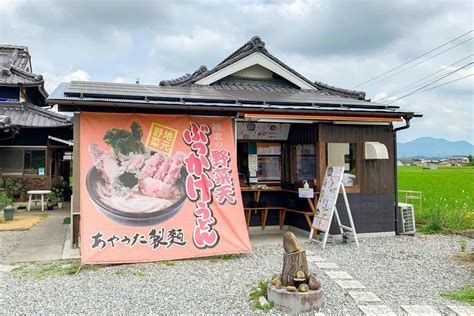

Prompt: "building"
[47,36,421,263]
[0,45,73,201]
[451,156,469,165]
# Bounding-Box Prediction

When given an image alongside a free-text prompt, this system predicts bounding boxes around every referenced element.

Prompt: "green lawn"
[398,166,474,232]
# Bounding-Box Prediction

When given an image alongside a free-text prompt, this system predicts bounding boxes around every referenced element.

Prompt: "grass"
[440,285,474,305]
[249,280,274,312]
[12,261,102,279]
[398,166,474,232]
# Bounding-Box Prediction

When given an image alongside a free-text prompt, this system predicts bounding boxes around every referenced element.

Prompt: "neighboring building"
[451,156,469,165]
[422,160,439,170]
[48,36,422,247]
[0,45,73,201]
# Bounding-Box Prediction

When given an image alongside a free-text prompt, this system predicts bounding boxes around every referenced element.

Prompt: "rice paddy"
[398,166,474,232]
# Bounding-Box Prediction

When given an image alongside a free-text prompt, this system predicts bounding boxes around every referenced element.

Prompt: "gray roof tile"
[159,36,366,100]
[0,44,47,98]
[0,102,72,128]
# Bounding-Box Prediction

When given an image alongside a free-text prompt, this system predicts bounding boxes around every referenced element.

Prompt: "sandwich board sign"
[309,166,359,249]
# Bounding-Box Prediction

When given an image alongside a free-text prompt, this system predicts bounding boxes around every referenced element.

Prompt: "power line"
[416,74,473,94]
[386,62,473,104]
[374,54,474,102]
[353,30,473,88]
[362,37,473,88]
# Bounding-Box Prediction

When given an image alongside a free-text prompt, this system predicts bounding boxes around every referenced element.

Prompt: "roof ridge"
[159,65,208,86]
[9,66,43,81]
[313,80,366,100]
[0,44,29,51]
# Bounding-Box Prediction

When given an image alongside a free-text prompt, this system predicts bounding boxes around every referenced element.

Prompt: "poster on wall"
[237,122,290,140]
[80,113,252,264]
[311,166,345,232]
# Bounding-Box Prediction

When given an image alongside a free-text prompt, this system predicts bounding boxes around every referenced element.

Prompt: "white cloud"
[43,70,90,93]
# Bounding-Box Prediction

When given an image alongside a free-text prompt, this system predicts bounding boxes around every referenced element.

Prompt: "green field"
[398,166,474,232]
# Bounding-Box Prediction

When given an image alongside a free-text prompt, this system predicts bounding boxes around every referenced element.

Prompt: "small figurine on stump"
[266,232,324,313]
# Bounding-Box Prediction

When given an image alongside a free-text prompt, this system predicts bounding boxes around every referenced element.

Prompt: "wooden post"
[281,250,309,286]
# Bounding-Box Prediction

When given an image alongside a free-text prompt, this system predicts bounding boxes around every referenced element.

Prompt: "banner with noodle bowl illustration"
[80,112,251,264]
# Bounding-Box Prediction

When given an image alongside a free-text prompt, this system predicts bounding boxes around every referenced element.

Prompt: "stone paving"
[348,291,382,303]
[334,279,366,289]
[314,262,339,269]
[401,305,441,315]
[313,256,470,316]
[358,305,397,316]
[447,305,474,316]
[324,270,353,279]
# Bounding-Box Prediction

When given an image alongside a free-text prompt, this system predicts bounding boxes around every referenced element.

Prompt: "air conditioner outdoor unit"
[398,202,416,235]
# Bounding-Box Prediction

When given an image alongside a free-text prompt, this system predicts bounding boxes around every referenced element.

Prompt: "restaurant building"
[47,36,421,263]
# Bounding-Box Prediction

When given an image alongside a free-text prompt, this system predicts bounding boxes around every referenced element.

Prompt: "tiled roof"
[0,102,72,128]
[0,44,48,98]
[160,36,366,100]
[47,81,424,121]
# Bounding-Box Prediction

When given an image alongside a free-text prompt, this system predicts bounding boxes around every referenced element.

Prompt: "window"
[327,143,357,186]
[24,150,46,173]
[295,144,316,181]
[0,148,46,175]
[0,149,24,173]
[256,143,281,182]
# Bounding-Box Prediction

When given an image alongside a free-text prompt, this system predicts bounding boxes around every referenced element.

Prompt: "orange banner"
[80,113,251,264]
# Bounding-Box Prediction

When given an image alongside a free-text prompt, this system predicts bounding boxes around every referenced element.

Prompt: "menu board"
[237,122,290,140]
[312,166,345,232]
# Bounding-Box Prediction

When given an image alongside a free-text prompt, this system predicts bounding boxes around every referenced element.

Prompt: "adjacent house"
[0,45,73,201]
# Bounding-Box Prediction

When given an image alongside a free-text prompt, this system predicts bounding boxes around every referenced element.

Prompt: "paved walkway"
[6,210,70,262]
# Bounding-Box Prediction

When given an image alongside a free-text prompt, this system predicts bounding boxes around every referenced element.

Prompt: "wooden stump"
[281,250,309,286]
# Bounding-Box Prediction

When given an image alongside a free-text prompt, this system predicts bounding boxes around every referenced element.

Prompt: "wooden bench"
[244,207,314,231]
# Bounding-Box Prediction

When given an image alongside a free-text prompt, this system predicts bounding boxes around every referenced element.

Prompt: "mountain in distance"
[397,137,474,159]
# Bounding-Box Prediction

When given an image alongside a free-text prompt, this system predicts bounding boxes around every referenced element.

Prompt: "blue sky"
[0,0,472,143]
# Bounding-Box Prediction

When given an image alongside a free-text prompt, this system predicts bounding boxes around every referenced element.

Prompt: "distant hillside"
[397,137,474,158]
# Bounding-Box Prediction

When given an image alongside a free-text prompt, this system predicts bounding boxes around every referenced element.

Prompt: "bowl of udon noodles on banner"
[85,123,187,227]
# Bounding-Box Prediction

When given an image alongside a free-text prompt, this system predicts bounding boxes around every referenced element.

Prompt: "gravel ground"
[302,234,473,315]
[1,231,472,315]
[0,230,26,261]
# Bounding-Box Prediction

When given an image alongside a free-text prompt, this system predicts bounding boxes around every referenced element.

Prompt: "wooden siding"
[318,123,395,194]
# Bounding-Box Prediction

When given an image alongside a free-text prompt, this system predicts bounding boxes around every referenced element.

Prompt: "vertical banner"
[80,113,252,264]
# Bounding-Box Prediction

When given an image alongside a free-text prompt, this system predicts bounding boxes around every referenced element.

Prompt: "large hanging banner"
[80,113,252,264]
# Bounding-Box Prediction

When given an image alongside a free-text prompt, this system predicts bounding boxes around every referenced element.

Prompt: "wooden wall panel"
[318,123,395,194]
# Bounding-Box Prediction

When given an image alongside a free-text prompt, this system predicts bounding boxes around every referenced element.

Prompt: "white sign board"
[298,188,314,198]
[310,166,359,249]
[312,166,344,232]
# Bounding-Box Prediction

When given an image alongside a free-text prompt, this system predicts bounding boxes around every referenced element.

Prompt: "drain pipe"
[393,117,411,234]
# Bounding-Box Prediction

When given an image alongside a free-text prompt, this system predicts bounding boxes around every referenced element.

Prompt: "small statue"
[298,284,309,292]
[283,231,301,253]
[271,274,282,289]
[308,273,321,290]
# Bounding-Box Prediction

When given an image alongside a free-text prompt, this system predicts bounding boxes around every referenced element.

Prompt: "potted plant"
[47,191,58,211]
[0,192,14,221]
[52,187,65,209]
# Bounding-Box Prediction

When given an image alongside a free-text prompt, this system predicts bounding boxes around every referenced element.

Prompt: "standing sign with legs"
[309,166,359,249]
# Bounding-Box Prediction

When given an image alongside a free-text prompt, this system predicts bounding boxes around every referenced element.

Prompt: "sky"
[0,0,472,143]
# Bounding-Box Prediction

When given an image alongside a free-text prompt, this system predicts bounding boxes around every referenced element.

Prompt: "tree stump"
[281,250,309,286]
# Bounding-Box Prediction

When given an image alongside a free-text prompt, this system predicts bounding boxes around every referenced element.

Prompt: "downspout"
[392,117,411,234]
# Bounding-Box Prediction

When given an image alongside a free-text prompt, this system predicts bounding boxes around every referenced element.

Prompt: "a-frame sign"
[309,166,359,249]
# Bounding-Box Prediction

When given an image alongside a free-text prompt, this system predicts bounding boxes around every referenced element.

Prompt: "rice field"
[398,166,474,232]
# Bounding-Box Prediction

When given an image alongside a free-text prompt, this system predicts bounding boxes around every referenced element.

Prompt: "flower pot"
[47,205,54,211]
[58,202,63,209]
[3,207,14,221]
